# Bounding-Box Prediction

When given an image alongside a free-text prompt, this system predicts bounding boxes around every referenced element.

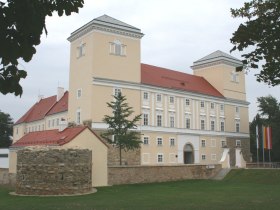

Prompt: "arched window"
[110,40,126,56]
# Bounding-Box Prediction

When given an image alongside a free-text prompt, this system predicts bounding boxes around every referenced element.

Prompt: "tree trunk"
[119,145,122,165]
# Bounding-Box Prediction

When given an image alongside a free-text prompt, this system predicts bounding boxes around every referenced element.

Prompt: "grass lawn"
[0,169,280,210]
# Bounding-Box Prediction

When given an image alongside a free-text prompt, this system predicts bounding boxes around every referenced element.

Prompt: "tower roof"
[191,50,243,69]
[68,14,144,42]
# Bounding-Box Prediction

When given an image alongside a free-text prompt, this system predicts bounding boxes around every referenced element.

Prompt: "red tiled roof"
[15,96,57,124]
[47,92,68,116]
[15,91,68,125]
[12,126,109,148]
[141,64,224,98]
[13,126,87,147]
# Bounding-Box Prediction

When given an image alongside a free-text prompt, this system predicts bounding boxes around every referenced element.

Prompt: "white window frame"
[201,119,205,130]
[210,102,215,109]
[169,138,175,147]
[236,140,241,147]
[220,121,225,132]
[220,104,224,112]
[185,98,190,106]
[143,92,149,100]
[200,101,205,108]
[157,153,164,163]
[169,96,174,104]
[210,120,215,131]
[156,114,162,127]
[143,113,149,126]
[76,108,81,125]
[221,140,227,148]
[77,89,82,99]
[170,115,175,128]
[157,137,163,146]
[201,154,206,161]
[143,136,149,145]
[77,42,86,58]
[201,139,206,147]
[156,94,162,103]
[235,121,240,133]
[186,117,191,129]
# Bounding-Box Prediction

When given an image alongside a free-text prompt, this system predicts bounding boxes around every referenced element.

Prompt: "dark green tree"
[230,0,280,86]
[0,110,13,148]
[102,92,142,165]
[0,0,84,96]
[250,95,280,161]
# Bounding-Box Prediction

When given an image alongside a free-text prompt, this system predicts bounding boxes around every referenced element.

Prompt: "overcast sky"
[0,0,279,122]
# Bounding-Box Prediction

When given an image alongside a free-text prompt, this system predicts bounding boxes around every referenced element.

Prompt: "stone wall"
[108,164,221,185]
[108,145,141,166]
[227,137,250,166]
[16,148,92,195]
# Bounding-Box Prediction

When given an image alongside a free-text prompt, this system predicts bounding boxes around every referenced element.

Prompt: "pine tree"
[102,92,142,165]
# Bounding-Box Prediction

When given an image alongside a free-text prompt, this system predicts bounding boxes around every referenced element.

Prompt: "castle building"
[13,15,250,166]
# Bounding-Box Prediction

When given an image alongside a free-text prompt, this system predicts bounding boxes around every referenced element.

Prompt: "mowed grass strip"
[0,169,280,210]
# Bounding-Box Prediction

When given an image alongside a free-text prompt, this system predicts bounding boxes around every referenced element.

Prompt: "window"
[56,118,59,126]
[42,124,44,131]
[236,106,240,114]
[143,92,149,100]
[114,88,121,97]
[169,96,174,104]
[48,120,50,128]
[201,140,206,147]
[185,98,190,106]
[211,154,217,160]
[38,125,40,131]
[157,137,163,146]
[143,137,149,145]
[220,104,224,112]
[236,140,241,147]
[221,140,227,148]
[211,139,216,147]
[201,154,206,160]
[200,101,205,108]
[201,119,205,130]
[211,120,215,131]
[77,42,86,58]
[220,121,225,132]
[76,109,81,124]
[143,113,149,126]
[236,121,240,132]
[157,115,162,127]
[157,154,164,163]
[110,40,126,56]
[211,102,215,109]
[52,119,55,127]
[156,94,162,102]
[170,138,175,146]
[186,118,191,129]
[231,71,239,83]
[170,116,175,128]
[77,89,82,98]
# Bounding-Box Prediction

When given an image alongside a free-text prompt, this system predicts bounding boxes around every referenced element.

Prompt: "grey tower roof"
[68,15,144,42]
[191,50,243,69]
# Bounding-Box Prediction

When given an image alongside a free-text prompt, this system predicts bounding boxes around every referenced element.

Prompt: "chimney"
[38,95,44,102]
[59,118,67,132]
[57,87,64,101]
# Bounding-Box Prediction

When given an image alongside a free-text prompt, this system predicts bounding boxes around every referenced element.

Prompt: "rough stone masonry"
[16,148,92,195]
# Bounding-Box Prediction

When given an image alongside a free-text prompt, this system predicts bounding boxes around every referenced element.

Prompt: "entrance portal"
[183,144,194,164]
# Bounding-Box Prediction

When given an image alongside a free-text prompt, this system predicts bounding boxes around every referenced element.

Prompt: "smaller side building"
[10,126,108,187]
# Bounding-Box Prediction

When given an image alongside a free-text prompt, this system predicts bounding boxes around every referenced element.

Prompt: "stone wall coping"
[109,164,221,168]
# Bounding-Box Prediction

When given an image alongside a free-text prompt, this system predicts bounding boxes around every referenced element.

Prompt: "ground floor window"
[157,154,164,163]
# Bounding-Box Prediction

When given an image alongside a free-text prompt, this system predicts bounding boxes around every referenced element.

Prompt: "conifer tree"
[102,92,142,165]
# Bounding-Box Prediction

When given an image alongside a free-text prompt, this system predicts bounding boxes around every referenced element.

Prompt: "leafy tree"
[0,0,84,96]
[250,95,280,161]
[0,110,13,148]
[102,92,142,165]
[230,0,280,86]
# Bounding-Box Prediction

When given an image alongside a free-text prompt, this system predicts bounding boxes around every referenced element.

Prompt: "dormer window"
[110,40,126,56]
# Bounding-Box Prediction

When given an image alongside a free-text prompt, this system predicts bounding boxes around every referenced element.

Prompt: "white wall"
[0,149,9,168]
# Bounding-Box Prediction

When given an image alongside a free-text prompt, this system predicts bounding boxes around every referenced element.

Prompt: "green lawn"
[0,169,280,210]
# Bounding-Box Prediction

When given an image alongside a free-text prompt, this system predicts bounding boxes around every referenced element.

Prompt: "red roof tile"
[47,91,68,116]
[141,64,224,98]
[12,126,109,147]
[13,126,87,147]
[15,91,68,125]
